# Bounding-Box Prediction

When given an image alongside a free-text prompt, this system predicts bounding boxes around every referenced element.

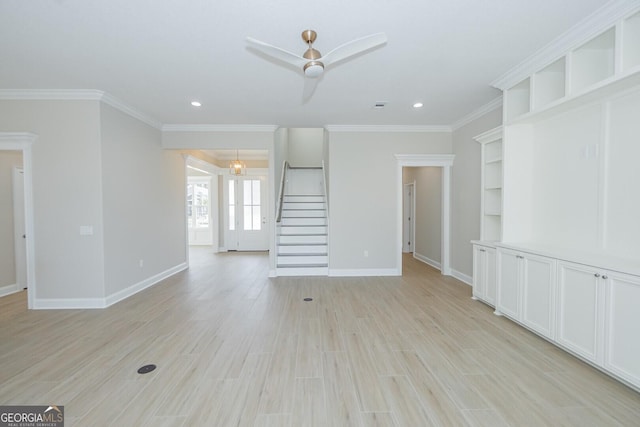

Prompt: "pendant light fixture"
[229,150,246,175]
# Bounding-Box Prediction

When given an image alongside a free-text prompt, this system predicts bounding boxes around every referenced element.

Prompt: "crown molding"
[451,96,503,131]
[100,92,162,130]
[491,0,640,90]
[0,89,163,129]
[162,124,278,132]
[473,126,503,144]
[0,89,103,100]
[325,125,452,133]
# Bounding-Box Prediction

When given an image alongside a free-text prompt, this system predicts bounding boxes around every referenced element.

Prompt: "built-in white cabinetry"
[472,243,496,306]
[556,261,604,363]
[557,260,640,388]
[603,270,640,388]
[496,248,556,339]
[472,5,640,392]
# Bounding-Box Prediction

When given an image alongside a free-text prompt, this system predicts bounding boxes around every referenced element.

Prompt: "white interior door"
[13,167,27,289]
[403,182,414,253]
[227,175,268,251]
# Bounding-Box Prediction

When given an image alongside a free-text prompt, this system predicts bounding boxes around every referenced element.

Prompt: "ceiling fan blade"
[321,33,387,67]
[302,76,320,103]
[246,37,307,68]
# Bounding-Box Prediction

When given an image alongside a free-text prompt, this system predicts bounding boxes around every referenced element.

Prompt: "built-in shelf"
[571,28,615,94]
[623,11,640,72]
[474,126,503,242]
[504,8,640,125]
[505,78,531,122]
[533,58,566,109]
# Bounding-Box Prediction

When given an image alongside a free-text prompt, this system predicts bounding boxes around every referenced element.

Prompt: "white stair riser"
[282,202,325,210]
[281,217,326,226]
[278,255,328,265]
[279,235,327,244]
[280,226,327,235]
[284,195,325,203]
[278,245,327,254]
[281,210,325,218]
[276,267,329,276]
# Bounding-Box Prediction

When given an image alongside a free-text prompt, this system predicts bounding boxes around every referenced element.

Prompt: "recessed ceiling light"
[413,102,423,108]
[191,101,202,107]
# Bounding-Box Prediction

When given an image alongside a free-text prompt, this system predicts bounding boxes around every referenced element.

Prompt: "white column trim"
[0,132,37,309]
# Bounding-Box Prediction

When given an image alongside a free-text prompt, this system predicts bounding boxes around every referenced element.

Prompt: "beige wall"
[288,128,323,167]
[100,104,186,296]
[451,108,503,279]
[0,150,23,287]
[0,100,106,300]
[328,131,451,273]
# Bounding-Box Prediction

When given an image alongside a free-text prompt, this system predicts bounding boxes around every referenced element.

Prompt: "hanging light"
[229,150,246,175]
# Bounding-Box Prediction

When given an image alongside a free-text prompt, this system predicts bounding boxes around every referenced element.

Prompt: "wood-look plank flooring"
[1,249,639,426]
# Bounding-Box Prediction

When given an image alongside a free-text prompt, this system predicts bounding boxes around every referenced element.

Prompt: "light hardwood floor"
[1,249,639,426]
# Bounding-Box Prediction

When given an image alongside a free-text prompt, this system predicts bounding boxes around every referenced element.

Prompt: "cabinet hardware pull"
[602,275,608,280]
[594,273,601,278]
[480,249,486,252]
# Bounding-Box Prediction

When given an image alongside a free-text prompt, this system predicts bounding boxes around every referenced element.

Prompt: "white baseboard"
[105,262,188,307]
[268,269,277,278]
[0,283,19,298]
[34,298,105,310]
[451,269,473,286]
[33,262,188,310]
[329,268,400,277]
[413,252,442,271]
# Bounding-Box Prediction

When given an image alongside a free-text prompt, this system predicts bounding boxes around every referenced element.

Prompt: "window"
[187,182,209,228]
[243,179,261,230]
[228,180,235,231]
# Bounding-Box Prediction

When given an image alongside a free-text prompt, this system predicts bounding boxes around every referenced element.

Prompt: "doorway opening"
[0,133,36,309]
[395,154,454,276]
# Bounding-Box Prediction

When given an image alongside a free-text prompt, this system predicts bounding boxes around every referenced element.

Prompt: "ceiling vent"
[373,101,387,109]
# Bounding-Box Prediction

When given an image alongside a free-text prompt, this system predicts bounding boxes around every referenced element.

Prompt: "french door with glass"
[225,175,268,251]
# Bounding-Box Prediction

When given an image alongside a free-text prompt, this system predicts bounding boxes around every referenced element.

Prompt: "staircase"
[276,168,328,276]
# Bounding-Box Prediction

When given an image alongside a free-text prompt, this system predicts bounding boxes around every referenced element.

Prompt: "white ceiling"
[0,0,611,127]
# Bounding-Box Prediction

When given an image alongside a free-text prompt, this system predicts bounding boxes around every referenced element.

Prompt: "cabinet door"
[604,271,640,387]
[557,261,602,363]
[522,254,556,339]
[497,249,520,319]
[472,245,486,300]
[485,247,497,305]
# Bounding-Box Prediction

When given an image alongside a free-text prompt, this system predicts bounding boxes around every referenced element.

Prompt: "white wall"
[0,100,106,301]
[100,104,186,297]
[288,128,323,167]
[327,131,451,274]
[451,107,502,279]
[0,150,23,287]
[404,167,442,267]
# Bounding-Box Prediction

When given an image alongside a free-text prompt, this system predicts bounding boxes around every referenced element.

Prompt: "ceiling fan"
[246,29,387,80]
